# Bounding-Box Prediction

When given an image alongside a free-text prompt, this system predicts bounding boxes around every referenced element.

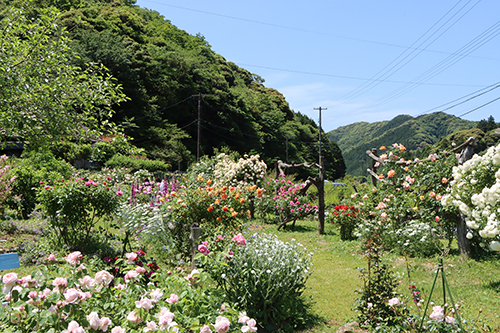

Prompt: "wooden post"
[370,148,378,186]
[190,223,201,269]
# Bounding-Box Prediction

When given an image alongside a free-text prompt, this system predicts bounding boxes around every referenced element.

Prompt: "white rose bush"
[444,142,500,251]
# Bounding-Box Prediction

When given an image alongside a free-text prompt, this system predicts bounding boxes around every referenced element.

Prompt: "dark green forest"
[1,0,345,180]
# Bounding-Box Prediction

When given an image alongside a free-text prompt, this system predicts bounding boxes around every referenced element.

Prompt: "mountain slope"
[328,112,476,175]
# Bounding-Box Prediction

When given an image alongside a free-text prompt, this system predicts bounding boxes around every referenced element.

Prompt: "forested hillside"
[328,112,477,176]
[1,0,345,180]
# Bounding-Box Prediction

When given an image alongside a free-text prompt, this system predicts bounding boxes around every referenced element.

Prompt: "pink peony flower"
[95,270,114,286]
[65,251,82,266]
[213,316,230,333]
[116,189,123,196]
[45,254,56,262]
[166,293,178,304]
[150,289,163,303]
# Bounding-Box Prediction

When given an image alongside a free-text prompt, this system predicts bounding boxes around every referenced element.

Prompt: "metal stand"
[418,257,463,331]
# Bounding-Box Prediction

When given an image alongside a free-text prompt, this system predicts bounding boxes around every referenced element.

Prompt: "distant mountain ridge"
[328,112,477,175]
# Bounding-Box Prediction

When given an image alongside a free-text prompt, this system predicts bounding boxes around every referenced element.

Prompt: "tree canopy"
[0,4,127,147]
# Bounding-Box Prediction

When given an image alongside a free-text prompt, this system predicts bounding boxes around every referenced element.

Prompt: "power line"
[237,63,486,87]
[457,95,500,117]
[335,0,481,103]
[138,0,500,62]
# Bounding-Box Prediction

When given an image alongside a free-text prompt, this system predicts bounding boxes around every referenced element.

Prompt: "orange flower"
[247,210,251,216]
[234,194,240,200]
[229,187,235,192]
[206,179,212,185]
[197,175,204,182]
[399,145,406,151]
[404,166,409,171]
[207,206,214,212]
[222,186,227,192]
[378,174,385,180]
[171,191,177,197]
[221,193,228,200]
[215,198,221,205]
[231,211,238,217]
[380,146,386,150]
[240,198,245,204]
[217,217,222,222]
[387,169,395,178]
[256,188,263,198]
[222,206,228,212]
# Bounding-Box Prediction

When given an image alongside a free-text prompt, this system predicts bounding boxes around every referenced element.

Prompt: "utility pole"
[314,106,327,165]
[197,92,201,162]
[314,106,327,235]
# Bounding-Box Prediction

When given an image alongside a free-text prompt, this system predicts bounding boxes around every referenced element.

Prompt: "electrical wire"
[457,95,500,117]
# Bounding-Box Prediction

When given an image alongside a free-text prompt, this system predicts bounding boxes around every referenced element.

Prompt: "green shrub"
[105,154,170,172]
[8,150,74,218]
[200,232,313,330]
[37,175,122,249]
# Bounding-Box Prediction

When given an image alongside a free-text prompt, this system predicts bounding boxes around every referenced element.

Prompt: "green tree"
[0,4,127,148]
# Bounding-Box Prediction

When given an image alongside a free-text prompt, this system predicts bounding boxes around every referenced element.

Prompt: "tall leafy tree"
[0,4,126,148]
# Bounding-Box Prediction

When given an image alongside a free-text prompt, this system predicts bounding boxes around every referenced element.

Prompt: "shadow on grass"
[485,280,500,293]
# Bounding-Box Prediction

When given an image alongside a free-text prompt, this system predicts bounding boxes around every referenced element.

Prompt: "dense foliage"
[0,0,345,181]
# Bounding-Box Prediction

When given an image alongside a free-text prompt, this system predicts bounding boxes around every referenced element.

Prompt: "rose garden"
[1,140,500,333]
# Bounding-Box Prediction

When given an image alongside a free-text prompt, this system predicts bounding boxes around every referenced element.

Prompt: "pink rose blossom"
[52,277,68,290]
[166,293,178,304]
[127,310,142,323]
[95,270,114,286]
[63,288,81,303]
[388,297,402,306]
[232,233,246,245]
[62,320,85,333]
[238,312,250,324]
[46,254,56,262]
[65,251,82,266]
[150,289,163,303]
[241,318,257,332]
[145,321,158,332]
[198,244,210,254]
[135,266,146,274]
[135,298,154,310]
[125,252,138,264]
[87,311,101,330]
[124,270,140,283]
[2,273,18,294]
[100,317,112,332]
[213,316,230,333]
[200,325,212,333]
[111,326,125,333]
[79,275,95,289]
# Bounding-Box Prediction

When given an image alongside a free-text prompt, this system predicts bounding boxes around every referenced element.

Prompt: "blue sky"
[135,0,500,132]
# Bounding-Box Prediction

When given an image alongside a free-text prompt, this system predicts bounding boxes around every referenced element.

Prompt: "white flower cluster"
[212,153,267,188]
[445,143,500,250]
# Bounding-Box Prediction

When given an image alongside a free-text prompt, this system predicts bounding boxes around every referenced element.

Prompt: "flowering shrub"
[329,204,358,240]
[0,251,257,333]
[0,155,16,214]
[266,175,317,225]
[212,153,267,188]
[37,175,123,248]
[444,142,500,251]
[197,233,313,330]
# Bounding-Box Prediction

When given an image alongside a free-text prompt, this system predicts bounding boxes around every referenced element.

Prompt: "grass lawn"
[3,216,500,332]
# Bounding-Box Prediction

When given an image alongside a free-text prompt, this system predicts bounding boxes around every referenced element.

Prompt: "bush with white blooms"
[443,142,500,251]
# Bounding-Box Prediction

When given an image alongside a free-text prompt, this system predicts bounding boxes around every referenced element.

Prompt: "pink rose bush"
[0,251,258,332]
